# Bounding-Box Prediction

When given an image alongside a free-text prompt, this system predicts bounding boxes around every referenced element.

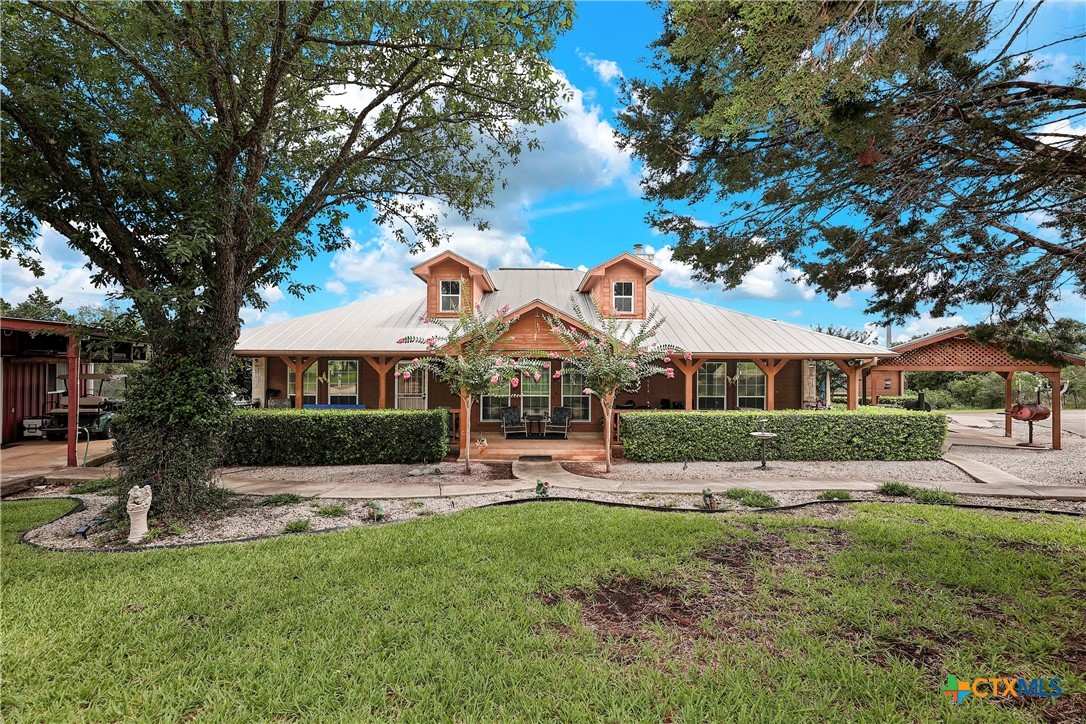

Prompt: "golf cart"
[41,373,127,441]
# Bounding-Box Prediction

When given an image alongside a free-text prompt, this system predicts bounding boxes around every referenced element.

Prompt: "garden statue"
[126,485,152,544]
[702,488,717,510]
[535,479,550,498]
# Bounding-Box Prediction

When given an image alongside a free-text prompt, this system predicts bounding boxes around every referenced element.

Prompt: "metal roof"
[235,268,895,358]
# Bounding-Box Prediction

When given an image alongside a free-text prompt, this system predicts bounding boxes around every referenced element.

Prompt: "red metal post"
[66,336,79,467]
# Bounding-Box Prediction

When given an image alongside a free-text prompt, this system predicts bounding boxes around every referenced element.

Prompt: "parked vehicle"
[41,373,126,441]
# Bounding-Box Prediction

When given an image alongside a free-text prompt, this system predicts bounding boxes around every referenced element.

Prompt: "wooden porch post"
[832,360,858,410]
[676,357,706,410]
[751,358,788,410]
[285,356,319,409]
[1001,371,1014,438]
[66,335,79,467]
[1045,370,1062,451]
[363,356,399,409]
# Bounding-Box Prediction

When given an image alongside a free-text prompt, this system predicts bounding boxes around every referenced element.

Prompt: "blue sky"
[3,1,1083,341]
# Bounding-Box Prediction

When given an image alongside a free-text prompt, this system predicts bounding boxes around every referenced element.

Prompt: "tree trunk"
[602,392,615,473]
[462,391,473,474]
[113,336,235,519]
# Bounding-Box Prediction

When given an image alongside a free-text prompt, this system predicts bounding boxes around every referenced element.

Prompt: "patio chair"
[545,407,572,439]
[500,406,527,439]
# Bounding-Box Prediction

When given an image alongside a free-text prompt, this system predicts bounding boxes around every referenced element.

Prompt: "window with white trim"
[735,362,766,409]
[480,380,511,421]
[395,362,428,409]
[327,360,358,405]
[696,362,729,410]
[561,370,591,421]
[519,370,550,417]
[612,281,634,314]
[287,366,318,405]
[439,280,461,312]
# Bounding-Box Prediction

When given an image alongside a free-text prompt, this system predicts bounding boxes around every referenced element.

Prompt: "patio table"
[523,413,549,438]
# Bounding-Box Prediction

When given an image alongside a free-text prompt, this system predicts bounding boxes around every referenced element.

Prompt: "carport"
[0,316,146,466]
[864,327,1085,450]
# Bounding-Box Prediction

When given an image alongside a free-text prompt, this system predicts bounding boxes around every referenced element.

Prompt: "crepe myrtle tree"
[547,297,683,472]
[397,303,543,473]
[1,1,572,516]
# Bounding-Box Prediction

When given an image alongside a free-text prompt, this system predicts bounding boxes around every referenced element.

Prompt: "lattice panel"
[892,335,1050,369]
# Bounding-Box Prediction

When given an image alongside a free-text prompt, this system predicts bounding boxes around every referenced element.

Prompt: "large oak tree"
[2,0,573,516]
[619,1,1084,330]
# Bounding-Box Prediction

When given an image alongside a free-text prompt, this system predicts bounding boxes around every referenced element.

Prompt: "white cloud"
[645,244,818,303]
[1024,52,1080,83]
[899,313,968,341]
[240,306,290,328]
[258,285,285,305]
[0,223,116,309]
[1036,118,1086,149]
[327,70,637,299]
[325,279,347,295]
[578,51,624,86]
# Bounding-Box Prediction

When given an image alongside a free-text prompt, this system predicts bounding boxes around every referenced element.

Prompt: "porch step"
[519,455,553,462]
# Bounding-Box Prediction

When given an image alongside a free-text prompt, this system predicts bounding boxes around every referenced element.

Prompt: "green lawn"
[3,499,1084,721]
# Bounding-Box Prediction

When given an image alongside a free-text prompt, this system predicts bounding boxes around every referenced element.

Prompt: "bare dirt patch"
[539,525,853,662]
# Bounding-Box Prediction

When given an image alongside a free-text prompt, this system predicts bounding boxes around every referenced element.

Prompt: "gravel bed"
[13,481,1082,553]
[221,461,513,485]
[565,460,973,484]
[950,440,1086,487]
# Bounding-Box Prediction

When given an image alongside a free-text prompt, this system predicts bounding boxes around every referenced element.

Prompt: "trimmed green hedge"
[619,408,947,462]
[225,409,449,466]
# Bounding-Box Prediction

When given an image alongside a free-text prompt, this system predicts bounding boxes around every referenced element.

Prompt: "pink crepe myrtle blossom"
[510,377,519,389]
[490,375,500,384]
[542,361,550,368]
[578,340,589,348]
[498,305,511,315]
[684,352,693,360]
[533,373,541,381]
[425,337,437,347]
[629,362,637,369]
[666,349,674,355]
[396,338,405,344]
[582,388,592,395]
[495,358,504,367]
[665,368,675,379]
[664,357,671,363]
[411,358,419,365]
[394,370,401,377]
[553,372,561,379]
[402,371,411,380]
[549,351,560,359]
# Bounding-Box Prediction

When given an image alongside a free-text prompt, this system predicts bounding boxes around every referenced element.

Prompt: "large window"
[480,380,511,421]
[395,362,428,409]
[520,371,551,417]
[439,280,461,312]
[561,370,591,421]
[327,360,358,405]
[735,362,766,409]
[287,366,318,405]
[696,362,729,410]
[612,281,634,314]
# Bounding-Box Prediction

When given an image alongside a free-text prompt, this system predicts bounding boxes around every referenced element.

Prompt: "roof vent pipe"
[632,243,654,262]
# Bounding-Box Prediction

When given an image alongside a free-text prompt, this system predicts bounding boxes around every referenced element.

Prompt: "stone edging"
[9,494,1082,555]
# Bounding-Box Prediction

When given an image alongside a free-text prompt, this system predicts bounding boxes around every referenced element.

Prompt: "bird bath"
[749,419,777,469]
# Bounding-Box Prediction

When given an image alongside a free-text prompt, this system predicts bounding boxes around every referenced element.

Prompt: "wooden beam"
[1044,371,1062,451]
[1000,371,1014,438]
[750,358,788,411]
[832,360,859,410]
[674,358,707,410]
[363,356,399,409]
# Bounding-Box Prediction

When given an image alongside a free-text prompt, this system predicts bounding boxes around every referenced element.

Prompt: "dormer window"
[439,280,461,312]
[612,281,634,314]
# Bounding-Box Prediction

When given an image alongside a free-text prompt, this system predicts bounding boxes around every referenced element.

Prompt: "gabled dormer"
[411,251,496,318]
[576,248,662,318]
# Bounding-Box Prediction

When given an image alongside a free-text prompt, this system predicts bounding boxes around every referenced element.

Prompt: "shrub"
[817,490,853,501]
[911,487,959,505]
[225,409,448,466]
[259,493,305,507]
[723,488,779,508]
[283,519,310,534]
[620,409,947,462]
[875,394,918,408]
[877,482,913,496]
[316,504,348,517]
